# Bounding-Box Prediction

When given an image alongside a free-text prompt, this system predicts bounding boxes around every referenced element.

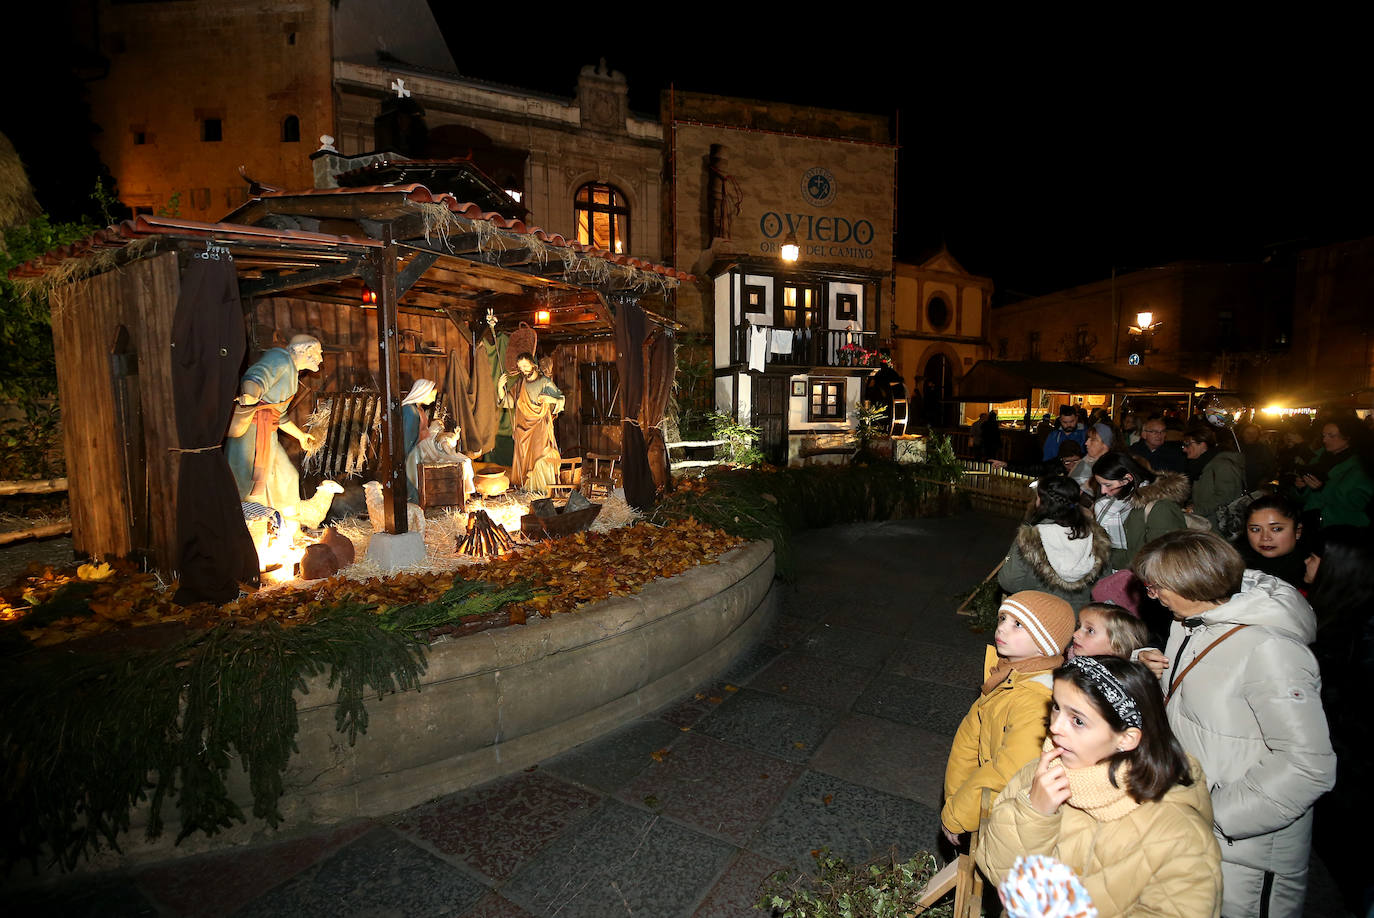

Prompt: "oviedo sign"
[757,166,875,259]
[758,211,876,260]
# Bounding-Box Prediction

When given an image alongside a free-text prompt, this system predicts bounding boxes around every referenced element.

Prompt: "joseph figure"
[225,334,322,510]
[497,350,564,496]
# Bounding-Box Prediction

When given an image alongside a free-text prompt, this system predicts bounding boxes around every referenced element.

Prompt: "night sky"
[427,18,1372,302]
[9,11,1369,304]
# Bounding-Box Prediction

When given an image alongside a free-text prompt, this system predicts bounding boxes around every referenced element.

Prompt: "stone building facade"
[331,60,664,262]
[663,91,897,464]
[893,250,993,426]
[78,0,456,222]
[987,259,1293,394]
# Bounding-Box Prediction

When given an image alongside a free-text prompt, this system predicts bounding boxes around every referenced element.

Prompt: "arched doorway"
[923,352,958,428]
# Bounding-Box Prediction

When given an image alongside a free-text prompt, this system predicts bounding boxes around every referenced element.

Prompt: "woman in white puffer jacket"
[1134,530,1336,918]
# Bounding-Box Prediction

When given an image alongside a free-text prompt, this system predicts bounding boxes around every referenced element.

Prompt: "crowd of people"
[944,405,1374,917]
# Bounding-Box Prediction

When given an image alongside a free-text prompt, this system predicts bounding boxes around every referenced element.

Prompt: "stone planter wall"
[96,540,777,867]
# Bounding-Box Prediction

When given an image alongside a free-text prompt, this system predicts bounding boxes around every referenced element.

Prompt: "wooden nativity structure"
[12,184,686,578]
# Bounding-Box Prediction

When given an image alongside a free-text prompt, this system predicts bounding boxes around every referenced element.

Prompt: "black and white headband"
[1065,656,1142,728]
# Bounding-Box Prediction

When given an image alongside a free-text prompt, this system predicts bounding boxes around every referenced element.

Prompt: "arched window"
[281,115,300,143]
[574,182,629,254]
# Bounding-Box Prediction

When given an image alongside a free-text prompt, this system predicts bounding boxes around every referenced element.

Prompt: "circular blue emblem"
[801,167,837,208]
[1128,352,1142,366]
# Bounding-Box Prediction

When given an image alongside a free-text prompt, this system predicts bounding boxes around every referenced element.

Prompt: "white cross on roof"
[390,78,411,99]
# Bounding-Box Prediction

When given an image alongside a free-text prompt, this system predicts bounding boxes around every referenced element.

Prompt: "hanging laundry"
[769,328,793,356]
[747,325,768,373]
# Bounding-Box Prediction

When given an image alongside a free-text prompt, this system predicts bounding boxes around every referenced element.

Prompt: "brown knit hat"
[999,591,1075,657]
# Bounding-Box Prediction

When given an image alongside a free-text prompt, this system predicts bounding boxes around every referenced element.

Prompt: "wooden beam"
[375,231,408,535]
[237,259,364,297]
[396,250,439,296]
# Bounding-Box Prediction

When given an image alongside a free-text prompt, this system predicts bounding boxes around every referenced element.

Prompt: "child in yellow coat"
[942,590,1075,842]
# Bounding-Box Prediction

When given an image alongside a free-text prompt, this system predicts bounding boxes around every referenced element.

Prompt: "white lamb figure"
[363,480,425,533]
[296,480,344,529]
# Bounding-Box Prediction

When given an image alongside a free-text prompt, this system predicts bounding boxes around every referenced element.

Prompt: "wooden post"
[374,228,407,534]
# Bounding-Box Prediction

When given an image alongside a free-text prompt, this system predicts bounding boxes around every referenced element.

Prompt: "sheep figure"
[363,480,425,534]
[296,480,344,529]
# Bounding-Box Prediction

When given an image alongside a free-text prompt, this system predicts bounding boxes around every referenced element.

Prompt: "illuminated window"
[780,282,818,329]
[574,182,629,254]
[808,377,845,421]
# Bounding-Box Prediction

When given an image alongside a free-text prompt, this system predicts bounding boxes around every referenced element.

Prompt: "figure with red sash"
[225,335,322,510]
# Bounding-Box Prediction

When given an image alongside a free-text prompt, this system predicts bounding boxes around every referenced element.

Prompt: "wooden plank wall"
[51,252,181,567]
[553,340,621,458]
[248,298,466,399]
[249,299,617,459]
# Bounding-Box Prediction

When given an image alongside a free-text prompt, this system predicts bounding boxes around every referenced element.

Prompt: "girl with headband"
[977,656,1222,917]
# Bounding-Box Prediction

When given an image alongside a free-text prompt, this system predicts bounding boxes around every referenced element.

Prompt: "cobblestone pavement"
[3,514,1353,917]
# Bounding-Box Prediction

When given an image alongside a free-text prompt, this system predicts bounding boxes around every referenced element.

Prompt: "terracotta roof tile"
[13,189,695,284]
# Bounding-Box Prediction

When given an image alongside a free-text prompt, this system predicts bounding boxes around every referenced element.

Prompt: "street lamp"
[780,230,800,263]
[1127,310,1161,365]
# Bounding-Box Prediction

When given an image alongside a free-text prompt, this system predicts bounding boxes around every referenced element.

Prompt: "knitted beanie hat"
[1091,423,1114,447]
[1000,591,1075,656]
[1090,570,1144,618]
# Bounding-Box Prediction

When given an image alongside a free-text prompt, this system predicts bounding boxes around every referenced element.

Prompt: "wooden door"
[751,375,788,465]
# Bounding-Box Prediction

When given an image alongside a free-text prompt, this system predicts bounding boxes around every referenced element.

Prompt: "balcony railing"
[733,325,879,369]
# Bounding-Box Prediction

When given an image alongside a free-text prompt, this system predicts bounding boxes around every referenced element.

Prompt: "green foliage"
[156,190,181,218]
[669,351,713,440]
[851,403,890,462]
[0,213,96,403]
[708,411,765,467]
[954,577,1003,633]
[0,577,534,871]
[917,427,964,483]
[653,459,960,580]
[0,397,63,478]
[757,847,952,918]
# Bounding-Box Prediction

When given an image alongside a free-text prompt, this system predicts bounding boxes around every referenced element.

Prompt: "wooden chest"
[419,464,467,508]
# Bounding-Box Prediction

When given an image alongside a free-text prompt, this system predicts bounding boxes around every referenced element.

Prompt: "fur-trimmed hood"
[1130,470,1191,509]
[1014,519,1111,592]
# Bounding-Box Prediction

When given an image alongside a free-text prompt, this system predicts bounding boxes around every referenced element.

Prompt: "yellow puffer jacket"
[977,755,1223,917]
[941,647,1054,834]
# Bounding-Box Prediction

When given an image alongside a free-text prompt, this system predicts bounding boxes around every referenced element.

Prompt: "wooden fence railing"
[0,477,72,545]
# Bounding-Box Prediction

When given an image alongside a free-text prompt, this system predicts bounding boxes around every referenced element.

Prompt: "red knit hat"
[999,591,1075,657]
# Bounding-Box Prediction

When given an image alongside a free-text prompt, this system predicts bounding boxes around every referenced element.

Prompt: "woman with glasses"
[1295,417,1373,528]
[1134,530,1334,918]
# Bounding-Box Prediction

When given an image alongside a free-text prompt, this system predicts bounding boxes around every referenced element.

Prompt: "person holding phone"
[1296,418,1372,528]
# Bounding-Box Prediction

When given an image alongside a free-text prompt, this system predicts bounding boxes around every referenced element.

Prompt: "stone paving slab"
[884,638,985,688]
[759,612,819,650]
[694,688,841,764]
[691,849,784,918]
[231,827,487,918]
[137,819,376,918]
[809,712,952,809]
[500,799,734,918]
[746,770,943,869]
[746,651,872,711]
[463,892,535,918]
[619,732,802,845]
[854,673,978,737]
[794,623,897,671]
[6,877,160,917]
[389,770,600,883]
[544,718,686,795]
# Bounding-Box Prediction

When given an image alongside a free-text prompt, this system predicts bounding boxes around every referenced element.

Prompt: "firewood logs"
[457,510,515,557]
